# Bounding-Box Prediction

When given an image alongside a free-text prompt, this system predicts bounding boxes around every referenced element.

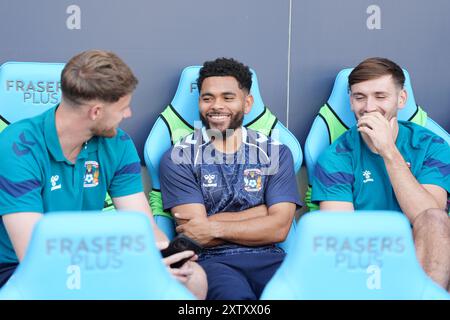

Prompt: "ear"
[349,93,356,112]
[244,94,254,115]
[87,103,103,121]
[397,89,407,110]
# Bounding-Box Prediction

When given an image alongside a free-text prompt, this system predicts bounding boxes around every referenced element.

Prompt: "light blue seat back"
[0,211,194,300]
[0,62,64,125]
[261,211,450,300]
[305,68,450,180]
[0,61,116,211]
[144,66,302,253]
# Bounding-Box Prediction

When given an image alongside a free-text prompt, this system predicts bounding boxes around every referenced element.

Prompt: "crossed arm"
[172,202,296,247]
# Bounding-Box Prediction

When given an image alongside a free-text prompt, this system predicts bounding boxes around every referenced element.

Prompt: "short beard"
[200,111,244,140]
[92,126,117,138]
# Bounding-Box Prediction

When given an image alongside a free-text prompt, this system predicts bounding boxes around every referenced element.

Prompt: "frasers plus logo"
[46,235,147,271]
[5,80,61,104]
[313,236,405,269]
[190,82,198,93]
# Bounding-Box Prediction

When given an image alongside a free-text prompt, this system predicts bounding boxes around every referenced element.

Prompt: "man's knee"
[206,279,256,300]
[200,261,256,300]
[413,208,450,238]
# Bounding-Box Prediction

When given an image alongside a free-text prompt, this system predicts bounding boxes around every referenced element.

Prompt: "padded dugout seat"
[261,210,450,300]
[0,211,194,299]
[0,62,65,130]
[0,61,115,210]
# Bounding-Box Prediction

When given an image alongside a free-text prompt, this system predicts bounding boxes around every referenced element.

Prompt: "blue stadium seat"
[305,68,450,196]
[144,66,302,253]
[0,61,115,210]
[261,210,450,300]
[0,211,195,299]
[0,61,64,128]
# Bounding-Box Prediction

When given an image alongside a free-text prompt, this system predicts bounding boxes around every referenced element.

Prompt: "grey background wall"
[1,0,449,163]
[289,0,450,146]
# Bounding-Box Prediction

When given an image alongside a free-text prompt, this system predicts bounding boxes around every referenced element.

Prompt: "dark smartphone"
[160,234,203,268]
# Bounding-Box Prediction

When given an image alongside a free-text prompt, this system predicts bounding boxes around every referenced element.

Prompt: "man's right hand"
[357,113,398,158]
[156,241,197,283]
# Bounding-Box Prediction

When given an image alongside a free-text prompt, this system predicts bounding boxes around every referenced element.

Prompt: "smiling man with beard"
[160,58,301,300]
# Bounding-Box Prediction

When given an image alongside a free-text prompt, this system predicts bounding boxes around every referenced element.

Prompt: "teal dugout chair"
[261,210,450,300]
[0,61,115,210]
[144,66,303,252]
[0,211,195,300]
[304,68,450,211]
[0,62,64,131]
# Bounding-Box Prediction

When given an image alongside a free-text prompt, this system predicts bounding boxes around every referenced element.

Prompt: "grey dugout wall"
[1,0,449,163]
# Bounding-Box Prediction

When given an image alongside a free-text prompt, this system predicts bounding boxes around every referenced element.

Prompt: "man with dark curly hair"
[159,57,301,299]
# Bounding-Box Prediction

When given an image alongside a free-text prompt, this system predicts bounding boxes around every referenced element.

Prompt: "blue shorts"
[198,248,285,300]
[0,263,18,288]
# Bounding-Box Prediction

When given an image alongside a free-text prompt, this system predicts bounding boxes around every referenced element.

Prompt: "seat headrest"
[328,68,419,128]
[280,211,431,299]
[1,211,193,299]
[0,62,64,124]
[170,66,266,126]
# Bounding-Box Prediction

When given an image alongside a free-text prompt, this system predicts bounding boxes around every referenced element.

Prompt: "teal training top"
[311,121,450,211]
[0,106,143,264]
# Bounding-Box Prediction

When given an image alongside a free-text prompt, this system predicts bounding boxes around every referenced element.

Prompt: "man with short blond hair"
[0,50,207,298]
